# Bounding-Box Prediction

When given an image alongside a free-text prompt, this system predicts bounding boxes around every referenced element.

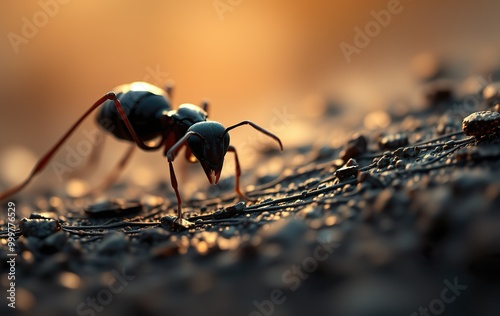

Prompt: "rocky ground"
[1,62,500,316]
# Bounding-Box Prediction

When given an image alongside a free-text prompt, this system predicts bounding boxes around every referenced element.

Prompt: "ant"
[0,82,283,219]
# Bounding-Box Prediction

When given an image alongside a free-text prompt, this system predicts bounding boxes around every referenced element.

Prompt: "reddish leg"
[0,92,158,200]
[168,161,182,219]
[164,131,205,219]
[227,145,254,201]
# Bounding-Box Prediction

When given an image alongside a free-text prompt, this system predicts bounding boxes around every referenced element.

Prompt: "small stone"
[335,165,359,182]
[395,160,405,169]
[462,111,500,136]
[378,133,408,150]
[403,147,419,158]
[85,199,143,218]
[345,158,358,167]
[212,202,246,219]
[340,133,367,161]
[376,157,390,168]
[160,215,195,232]
[19,218,61,239]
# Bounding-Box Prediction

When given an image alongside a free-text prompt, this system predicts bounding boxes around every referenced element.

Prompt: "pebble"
[340,133,367,161]
[462,111,500,136]
[345,158,358,167]
[19,218,61,239]
[395,160,405,169]
[378,133,408,150]
[376,157,390,168]
[403,147,419,158]
[160,215,195,232]
[334,165,359,182]
[85,199,143,218]
[212,202,246,219]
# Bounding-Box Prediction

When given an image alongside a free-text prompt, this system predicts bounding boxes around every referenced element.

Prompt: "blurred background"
[1,0,499,196]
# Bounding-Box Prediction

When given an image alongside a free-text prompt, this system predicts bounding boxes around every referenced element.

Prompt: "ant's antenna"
[223,120,283,151]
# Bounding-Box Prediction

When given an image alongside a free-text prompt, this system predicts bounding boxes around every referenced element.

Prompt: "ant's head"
[186,121,230,184]
[166,120,283,185]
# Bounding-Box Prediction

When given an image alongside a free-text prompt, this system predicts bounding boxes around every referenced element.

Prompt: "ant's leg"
[165,131,205,220]
[0,92,157,201]
[227,145,255,202]
[0,93,114,200]
[168,161,182,220]
[107,94,163,151]
[87,144,136,196]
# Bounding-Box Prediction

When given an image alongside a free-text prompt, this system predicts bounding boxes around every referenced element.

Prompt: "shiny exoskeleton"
[0,82,283,220]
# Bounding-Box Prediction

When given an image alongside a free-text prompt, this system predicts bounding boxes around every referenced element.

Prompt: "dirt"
[2,62,500,316]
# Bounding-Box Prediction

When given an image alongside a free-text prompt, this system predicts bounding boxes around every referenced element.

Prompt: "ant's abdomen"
[96,82,171,142]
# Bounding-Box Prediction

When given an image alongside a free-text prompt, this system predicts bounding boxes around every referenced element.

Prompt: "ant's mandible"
[0,82,283,219]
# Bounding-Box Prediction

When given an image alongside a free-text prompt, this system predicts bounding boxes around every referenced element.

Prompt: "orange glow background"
[0,0,499,194]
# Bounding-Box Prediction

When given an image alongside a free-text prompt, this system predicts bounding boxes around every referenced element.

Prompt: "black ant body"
[0,82,283,219]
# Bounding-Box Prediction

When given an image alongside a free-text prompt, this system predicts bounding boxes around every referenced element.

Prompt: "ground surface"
[1,65,500,316]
